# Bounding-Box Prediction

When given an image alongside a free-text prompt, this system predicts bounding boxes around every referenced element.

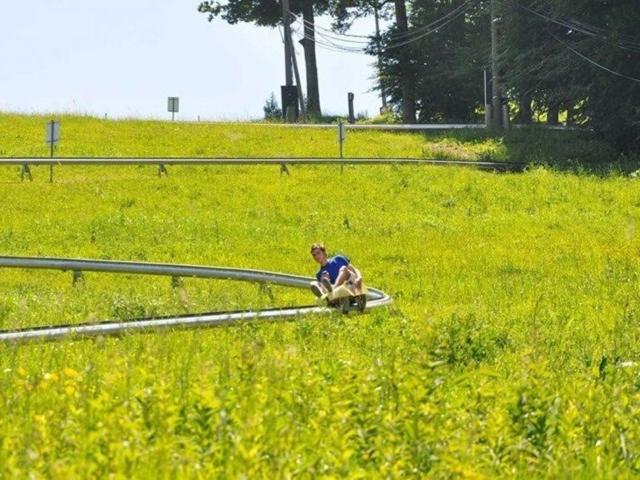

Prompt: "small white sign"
[168,97,180,113]
[45,121,60,145]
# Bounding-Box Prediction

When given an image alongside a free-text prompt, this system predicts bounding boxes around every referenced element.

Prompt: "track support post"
[72,270,84,286]
[21,164,33,182]
[258,282,275,302]
[158,164,168,177]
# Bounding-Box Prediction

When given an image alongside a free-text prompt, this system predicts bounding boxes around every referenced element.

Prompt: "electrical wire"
[547,29,640,84]
[290,0,478,54]
[520,4,640,54]
[290,25,365,54]
[290,22,366,53]
[290,0,477,46]
[381,0,478,50]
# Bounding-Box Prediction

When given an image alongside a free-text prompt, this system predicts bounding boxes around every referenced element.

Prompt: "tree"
[502,0,640,150]
[329,0,394,112]
[263,92,283,119]
[198,0,327,117]
[329,0,416,122]
[392,0,417,123]
[376,0,486,123]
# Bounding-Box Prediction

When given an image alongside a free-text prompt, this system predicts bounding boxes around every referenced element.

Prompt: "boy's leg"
[309,281,326,298]
[320,276,333,292]
[333,266,351,288]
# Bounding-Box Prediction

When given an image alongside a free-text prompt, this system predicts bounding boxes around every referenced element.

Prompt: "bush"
[263,93,282,121]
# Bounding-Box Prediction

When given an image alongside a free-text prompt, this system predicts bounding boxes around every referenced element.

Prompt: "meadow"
[0,114,639,477]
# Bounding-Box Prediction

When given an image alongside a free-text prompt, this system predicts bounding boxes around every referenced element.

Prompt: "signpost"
[164,98,179,175]
[168,97,179,121]
[43,120,60,182]
[46,120,60,158]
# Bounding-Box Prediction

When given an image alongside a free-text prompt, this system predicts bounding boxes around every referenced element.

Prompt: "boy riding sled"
[309,243,363,299]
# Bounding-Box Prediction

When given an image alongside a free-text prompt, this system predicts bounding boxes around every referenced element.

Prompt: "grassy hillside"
[0,113,629,172]
[0,115,640,477]
[0,113,425,159]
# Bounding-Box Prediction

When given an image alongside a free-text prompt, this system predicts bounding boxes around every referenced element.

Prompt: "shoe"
[310,284,323,298]
[321,277,333,292]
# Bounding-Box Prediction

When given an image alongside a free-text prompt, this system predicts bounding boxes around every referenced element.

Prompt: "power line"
[382,0,478,50]
[290,23,365,53]
[292,1,474,43]
[547,29,640,84]
[292,0,477,45]
[290,0,478,54]
[520,4,640,54]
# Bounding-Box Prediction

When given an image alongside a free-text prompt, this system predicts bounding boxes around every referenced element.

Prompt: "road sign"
[46,120,60,145]
[168,97,179,113]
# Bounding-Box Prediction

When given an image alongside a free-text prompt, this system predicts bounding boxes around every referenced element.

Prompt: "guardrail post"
[72,270,84,286]
[338,121,346,174]
[280,163,290,175]
[258,282,274,302]
[158,164,168,177]
[171,276,183,288]
[21,164,33,182]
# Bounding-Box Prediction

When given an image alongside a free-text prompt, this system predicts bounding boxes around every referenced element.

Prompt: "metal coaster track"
[0,256,392,343]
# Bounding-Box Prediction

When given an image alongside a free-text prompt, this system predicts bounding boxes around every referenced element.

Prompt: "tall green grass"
[0,115,639,477]
[0,113,425,159]
[1,113,629,173]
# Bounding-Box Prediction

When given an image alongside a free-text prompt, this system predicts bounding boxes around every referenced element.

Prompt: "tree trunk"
[516,96,532,124]
[302,0,321,118]
[547,103,560,125]
[394,0,416,123]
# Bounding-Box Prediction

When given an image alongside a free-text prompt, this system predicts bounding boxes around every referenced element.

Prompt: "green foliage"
[374,0,640,152]
[502,0,640,152]
[360,109,402,124]
[262,92,282,121]
[0,116,639,476]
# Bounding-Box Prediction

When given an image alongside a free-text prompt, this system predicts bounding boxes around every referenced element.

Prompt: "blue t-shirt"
[317,255,350,283]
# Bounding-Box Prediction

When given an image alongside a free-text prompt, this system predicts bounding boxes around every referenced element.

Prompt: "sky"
[2,0,385,121]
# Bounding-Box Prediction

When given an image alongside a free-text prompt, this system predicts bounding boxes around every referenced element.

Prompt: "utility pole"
[373,2,388,112]
[290,39,307,122]
[282,0,293,87]
[490,0,502,129]
[281,0,301,122]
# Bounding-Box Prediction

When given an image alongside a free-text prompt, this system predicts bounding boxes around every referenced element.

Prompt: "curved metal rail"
[0,256,392,343]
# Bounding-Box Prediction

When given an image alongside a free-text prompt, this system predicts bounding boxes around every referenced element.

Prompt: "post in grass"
[45,120,60,182]
[338,120,346,173]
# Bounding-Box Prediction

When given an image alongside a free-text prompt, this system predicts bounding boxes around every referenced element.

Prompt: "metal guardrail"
[0,157,526,171]
[198,122,582,131]
[249,123,487,130]
[0,256,392,343]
